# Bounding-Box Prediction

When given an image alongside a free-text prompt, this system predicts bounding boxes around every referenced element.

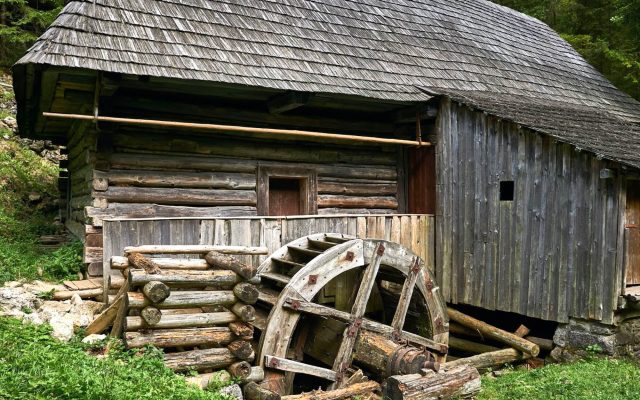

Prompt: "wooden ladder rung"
[257,286,280,305]
[323,235,351,244]
[287,246,323,258]
[260,272,291,285]
[272,257,307,272]
[307,238,337,250]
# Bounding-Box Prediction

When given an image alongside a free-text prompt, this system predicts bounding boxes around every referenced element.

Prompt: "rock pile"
[0,280,103,341]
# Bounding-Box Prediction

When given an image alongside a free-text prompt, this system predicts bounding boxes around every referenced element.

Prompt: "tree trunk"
[125,327,234,348]
[384,366,481,400]
[206,251,257,279]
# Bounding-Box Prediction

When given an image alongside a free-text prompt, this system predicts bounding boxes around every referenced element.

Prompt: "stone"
[70,293,83,306]
[2,116,17,130]
[219,384,243,400]
[28,192,42,202]
[49,314,75,341]
[82,334,107,344]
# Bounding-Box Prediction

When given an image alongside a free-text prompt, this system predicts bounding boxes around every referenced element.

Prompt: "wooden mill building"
[12,0,640,328]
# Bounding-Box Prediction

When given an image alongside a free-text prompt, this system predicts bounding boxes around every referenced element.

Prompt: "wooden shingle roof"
[15,0,640,167]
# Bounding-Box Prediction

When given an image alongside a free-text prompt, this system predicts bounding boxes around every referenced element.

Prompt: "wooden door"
[268,178,302,216]
[407,147,436,214]
[626,183,640,285]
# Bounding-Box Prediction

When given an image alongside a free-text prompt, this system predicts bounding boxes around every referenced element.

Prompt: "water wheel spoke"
[390,257,422,337]
[265,356,337,382]
[330,242,386,388]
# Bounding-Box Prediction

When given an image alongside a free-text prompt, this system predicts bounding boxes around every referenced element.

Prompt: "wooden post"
[443,348,531,370]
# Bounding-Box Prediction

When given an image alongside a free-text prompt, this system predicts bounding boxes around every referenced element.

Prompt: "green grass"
[0,117,82,284]
[479,358,640,400]
[0,318,228,400]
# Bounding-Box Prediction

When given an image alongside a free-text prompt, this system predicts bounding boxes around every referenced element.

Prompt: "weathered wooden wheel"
[254,234,449,395]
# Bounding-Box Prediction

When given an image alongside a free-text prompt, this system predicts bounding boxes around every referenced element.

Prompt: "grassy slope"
[479,359,640,400]
[0,318,227,400]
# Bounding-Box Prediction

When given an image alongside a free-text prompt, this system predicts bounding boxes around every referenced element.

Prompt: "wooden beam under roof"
[267,91,314,114]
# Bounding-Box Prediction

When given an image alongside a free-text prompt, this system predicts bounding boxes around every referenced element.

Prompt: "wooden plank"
[104,170,256,189]
[97,186,256,206]
[264,356,337,381]
[123,245,268,255]
[390,257,420,333]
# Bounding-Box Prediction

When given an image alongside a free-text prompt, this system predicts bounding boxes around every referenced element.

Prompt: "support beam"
[43,112,431,147]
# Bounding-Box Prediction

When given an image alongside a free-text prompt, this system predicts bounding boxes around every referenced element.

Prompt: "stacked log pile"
[89,245,271,395]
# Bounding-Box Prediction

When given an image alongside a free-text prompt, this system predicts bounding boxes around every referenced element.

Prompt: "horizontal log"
[384,366,481,400]
[206,251,257,279]
[317,208,396,215]
[129,269,239,287]
[229,321,254,337]
[443,348,531,370]
[318,195,398,209]
[128,291,236,309]
[86,203,256,226]
[161,308,203,315]
[125,311,237,330]
[186,370,232,389]
[103,169,256,190]
[125,327,235,348]
[447,308,539,357]
[111,256,209,270]
[318,182,397,196]
[96,186,257,206]
[282,381,380,400]
[449,323,554,352]
[124,245,268,255]
[448,336,501,354]
[141,306,162,326]
[231,303,256,322]
[245,382,281,400]
[164,347,236,371]
[525,336,554,351]
[109,153,257,173]
[228,340,255,361]
[53,287,103,300]
[228,360,252,379]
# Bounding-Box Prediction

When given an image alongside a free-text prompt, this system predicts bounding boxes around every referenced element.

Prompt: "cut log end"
[227,339,254,360]
[231,302,256,322]
[233,282,259,304]
[228,360,252,379]
[244,381,281,400]
[141,306,162,326]
[143,281,170,303]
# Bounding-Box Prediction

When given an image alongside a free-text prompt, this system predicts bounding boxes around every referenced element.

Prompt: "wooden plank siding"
[436,99,626,324]
[82,126,403,227]
[102,214,435,296]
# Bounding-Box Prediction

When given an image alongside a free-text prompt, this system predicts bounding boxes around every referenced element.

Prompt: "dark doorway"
[269,178,302,216]
[407,147,436,214]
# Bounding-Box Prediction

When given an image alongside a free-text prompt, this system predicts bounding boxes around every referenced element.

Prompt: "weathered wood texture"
[102,215,434,296]
[436,99,626,324]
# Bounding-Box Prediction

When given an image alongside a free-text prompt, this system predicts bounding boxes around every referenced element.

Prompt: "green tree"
[0,0,64,67]
[495,0,640,101]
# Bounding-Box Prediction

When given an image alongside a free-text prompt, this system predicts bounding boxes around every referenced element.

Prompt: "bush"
[0,318,228,400]
[0,240,83,284]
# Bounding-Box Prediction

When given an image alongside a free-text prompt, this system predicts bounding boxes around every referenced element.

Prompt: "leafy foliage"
[495,0,640,100]
[0,318,228,400]
[479,358,640,399]
[0,0,64,66]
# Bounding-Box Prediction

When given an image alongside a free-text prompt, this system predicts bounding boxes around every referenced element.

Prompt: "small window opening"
[500,181,515,201]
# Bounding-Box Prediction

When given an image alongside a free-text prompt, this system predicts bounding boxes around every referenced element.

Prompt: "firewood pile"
[85,245,270,399]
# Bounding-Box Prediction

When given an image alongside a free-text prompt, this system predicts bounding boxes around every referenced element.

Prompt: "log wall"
[103,215,435,289]
[436,98,626,324]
